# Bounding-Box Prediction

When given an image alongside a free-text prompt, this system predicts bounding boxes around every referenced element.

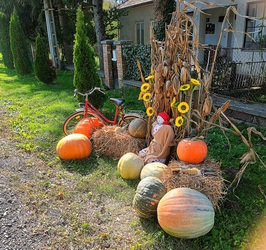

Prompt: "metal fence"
[202,47,266,103]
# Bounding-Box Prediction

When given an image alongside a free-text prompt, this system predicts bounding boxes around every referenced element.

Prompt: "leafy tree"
[34,34,57,84]
[0,12,14,69]
[153,0,176,41]
[9,8,32,75]
[73,6,106,108]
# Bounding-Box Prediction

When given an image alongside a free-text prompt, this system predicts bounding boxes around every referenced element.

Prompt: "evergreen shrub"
[34,34,57,84]
[9,8,32,75]
[73,6,106,108]
[0,12,14,69]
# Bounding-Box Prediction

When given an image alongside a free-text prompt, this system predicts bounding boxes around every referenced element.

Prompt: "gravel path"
[0,138,49,250]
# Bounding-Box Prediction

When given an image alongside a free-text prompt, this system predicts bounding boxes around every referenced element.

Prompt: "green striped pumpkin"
[157,188,215,239]
[133,177,167,218]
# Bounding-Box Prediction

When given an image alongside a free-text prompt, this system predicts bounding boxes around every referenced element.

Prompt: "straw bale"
[162,158,226,210]
[92,126,146,160]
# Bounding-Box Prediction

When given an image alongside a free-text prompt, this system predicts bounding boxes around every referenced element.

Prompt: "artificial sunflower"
[146,107,155,117]
[175,116,184,127]
[138,91,144,100]
[143,92,152,102]
[177,102,189,114]
[180,84,190,91]
[141,83,150,92]
[190,78,200,86]
[145,75,154,81]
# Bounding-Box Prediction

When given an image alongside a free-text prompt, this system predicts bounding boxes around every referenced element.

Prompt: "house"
[118,0,266,65]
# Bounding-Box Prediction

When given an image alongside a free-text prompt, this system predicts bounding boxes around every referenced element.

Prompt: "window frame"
[136,21,144,45]
[244,1,266,49]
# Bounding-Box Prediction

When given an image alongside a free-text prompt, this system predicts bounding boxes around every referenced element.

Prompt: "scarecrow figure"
[139,112,175,163]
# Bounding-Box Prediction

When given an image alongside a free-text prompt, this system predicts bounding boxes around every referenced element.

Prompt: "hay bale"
[162,158,226,210]
[92,126,146,159]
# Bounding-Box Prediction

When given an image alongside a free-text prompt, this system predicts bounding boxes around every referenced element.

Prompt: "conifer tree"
[9,8,32,75]
[73,6,106,108]
[0,12,14,69]
[34,34,57,84]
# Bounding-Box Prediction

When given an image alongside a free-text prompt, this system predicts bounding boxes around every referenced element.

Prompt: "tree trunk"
[92,0,105,71]
[56,0,74,65]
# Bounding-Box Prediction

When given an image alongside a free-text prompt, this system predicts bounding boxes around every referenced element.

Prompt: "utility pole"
[43,0,61,69]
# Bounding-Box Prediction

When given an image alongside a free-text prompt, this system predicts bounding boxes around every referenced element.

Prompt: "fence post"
[101,40,114,89]
[114,40,131,88]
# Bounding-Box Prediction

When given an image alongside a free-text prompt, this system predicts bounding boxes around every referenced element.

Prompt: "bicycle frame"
[82,94,123,125]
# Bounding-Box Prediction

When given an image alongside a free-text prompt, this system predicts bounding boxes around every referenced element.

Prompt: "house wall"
[119,3,154,45]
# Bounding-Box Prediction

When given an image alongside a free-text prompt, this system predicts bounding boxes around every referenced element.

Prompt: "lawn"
[0,55,266,249]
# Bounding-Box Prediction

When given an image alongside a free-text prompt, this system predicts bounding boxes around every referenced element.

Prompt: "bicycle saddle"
[109,98,125,106]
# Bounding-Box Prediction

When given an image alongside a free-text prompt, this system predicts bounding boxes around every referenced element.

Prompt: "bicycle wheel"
[63,111,99,135]
[118,114,144,127]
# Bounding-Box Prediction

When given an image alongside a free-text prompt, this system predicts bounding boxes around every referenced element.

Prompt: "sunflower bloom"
[143,92,152,102]
[141,83,150,92]
[175,116,184,127]
[180,84,190,91]
[177,102,189,114]
[145,75,154,81]
[138,91,144,100]
[190,78,200,86]
[146,107,155,117]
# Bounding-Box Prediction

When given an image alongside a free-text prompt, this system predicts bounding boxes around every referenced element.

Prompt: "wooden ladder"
[43,0,61,69]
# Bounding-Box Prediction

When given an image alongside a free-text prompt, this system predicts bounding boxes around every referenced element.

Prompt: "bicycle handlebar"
[74,87,106,98]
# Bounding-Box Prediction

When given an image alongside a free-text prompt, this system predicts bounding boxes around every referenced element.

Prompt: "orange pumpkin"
[56,133,92,160]
[177,138,207,164]
[157,188,215,239]
[74,117,103,138]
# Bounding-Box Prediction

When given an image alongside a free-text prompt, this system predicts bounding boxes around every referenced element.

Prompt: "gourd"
[133,176,167,218]
[177,138,208,164]
[128,118,147,138]
[56,133,92,160]
[157,187,215,239]
[117,152,144,179]
[74,117,103,138]
[140,162,168,180]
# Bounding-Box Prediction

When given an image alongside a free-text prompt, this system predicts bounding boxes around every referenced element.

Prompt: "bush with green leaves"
[34,34,56,84]
[73,6,106,108]
[9,8,32,75]
[0,12,14,69]
[122,44,151,80]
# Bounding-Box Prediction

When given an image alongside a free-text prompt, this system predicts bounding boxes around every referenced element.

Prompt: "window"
[244,1,266,49]
[136,22,144,45]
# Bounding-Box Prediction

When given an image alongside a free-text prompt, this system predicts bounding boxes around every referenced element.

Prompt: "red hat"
[158,112,170,125]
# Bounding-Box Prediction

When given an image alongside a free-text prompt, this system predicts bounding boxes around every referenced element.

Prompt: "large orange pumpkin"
[177,138,208,164]
[157,188,215,239]
[56,133,92,160]
[74,117,103,138]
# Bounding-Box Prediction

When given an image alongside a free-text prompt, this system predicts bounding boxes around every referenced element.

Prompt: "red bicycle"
[63,87,144,135]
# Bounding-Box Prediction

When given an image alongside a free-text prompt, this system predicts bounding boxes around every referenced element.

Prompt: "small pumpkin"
[157,187,215,239]
[74,117,103,138]
[128,118,147,138]
[140,162,168,180]
[133,176,167,218]
[177,138,208,164]
[56,133,92,160]
[117,152,144,179]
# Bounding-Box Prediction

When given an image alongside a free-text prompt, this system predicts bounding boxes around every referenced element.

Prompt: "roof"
[118,0,153,9]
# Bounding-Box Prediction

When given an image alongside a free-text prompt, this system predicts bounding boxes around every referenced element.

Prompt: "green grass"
[1,54,266,249]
